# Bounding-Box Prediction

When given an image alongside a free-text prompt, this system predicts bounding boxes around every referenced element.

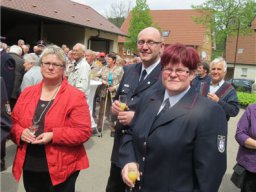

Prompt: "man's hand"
[111,100,122,115]
[118,111,135,125]
[207,92,220,102]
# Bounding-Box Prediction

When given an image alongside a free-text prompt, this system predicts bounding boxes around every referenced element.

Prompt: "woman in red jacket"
[11,45,92,192]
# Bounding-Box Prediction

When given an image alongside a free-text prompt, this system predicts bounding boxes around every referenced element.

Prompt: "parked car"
[228,78,255,93]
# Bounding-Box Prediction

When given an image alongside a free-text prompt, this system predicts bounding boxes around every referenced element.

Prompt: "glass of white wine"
[119,95,127,111]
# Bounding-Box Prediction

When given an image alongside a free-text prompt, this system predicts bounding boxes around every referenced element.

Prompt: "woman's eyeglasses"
[42,62,64,69]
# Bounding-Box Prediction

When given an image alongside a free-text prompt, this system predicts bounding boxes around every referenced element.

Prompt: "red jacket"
[11,79,92,185]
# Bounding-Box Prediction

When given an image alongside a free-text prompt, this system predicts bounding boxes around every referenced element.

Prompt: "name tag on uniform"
[124,84,130,87]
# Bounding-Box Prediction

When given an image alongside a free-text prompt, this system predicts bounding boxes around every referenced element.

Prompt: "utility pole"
[233,0,241,78]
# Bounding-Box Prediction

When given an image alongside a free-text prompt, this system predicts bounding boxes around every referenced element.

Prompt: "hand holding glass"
[29,123,38,134]
[119,95,127,111]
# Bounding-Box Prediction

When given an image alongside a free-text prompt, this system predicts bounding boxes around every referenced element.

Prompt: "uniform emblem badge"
[217,135,225,153]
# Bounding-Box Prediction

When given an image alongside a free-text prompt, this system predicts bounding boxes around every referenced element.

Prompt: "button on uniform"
[142,157,145,161]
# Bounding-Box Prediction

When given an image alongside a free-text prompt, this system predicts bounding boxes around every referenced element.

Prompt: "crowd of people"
[0,26,255,192]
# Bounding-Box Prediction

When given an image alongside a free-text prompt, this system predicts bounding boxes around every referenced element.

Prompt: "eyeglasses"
[162,67,190,76]
[137,40,162,47]
[42,62,64,69]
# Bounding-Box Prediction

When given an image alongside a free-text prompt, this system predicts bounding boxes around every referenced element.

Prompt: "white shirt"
[68,58,91,101]
[210,79,225,93]
[140,58,160,80]
[158,86,190,114]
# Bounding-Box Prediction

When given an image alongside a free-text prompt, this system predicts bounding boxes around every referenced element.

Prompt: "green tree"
[193,0,256,59]
[124,0,153,52]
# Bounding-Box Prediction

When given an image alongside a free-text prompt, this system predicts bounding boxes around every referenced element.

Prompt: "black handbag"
[230,163,247,188]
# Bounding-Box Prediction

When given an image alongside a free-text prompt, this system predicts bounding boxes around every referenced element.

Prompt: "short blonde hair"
[39,45,67,67]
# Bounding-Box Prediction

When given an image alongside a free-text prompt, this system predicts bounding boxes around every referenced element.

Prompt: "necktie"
[139,70,147,82]
[159,99,170,115]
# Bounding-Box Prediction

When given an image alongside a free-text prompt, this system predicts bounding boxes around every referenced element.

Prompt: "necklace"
[33,84,61,125]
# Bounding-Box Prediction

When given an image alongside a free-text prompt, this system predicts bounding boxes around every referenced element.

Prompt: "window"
[122,48,126,56]
[241,68,247,77]
[237,48,244,54]
[162,30,170,37]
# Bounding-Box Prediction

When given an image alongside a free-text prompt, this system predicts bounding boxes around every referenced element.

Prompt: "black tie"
[160,99,170,114]
[139,70,147,82]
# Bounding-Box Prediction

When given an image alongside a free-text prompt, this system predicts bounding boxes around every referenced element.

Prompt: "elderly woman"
[235,103,256,192]
[20,53,43,91]
[96,53,124,136]
[10,45,92,192]
[120,43,227,192]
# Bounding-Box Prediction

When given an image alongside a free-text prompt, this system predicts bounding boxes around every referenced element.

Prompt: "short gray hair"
[210,57,227,72]
[74,43,86,53]
[9,45,22,56]
[39,45,67,67]
[23,53,39,66]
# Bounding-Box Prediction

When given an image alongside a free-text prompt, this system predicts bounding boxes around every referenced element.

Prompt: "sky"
[72,0,206,16]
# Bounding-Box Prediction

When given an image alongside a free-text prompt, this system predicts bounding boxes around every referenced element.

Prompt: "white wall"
[234,64,256,81]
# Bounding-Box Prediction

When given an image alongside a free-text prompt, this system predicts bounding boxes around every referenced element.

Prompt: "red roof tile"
[1,0,126,36]
[118,9,208,46]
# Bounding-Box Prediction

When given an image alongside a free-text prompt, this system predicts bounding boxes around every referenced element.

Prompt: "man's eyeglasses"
[162,67,190,76]
[42,62,64,69]
[137,40,162,47]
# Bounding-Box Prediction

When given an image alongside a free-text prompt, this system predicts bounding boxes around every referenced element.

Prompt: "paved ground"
[1,109,244,192]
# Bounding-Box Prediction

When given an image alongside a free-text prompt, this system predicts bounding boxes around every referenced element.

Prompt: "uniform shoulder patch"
[217,135,226,153]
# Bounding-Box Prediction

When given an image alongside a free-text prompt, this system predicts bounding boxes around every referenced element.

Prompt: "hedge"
[237,92,256,107]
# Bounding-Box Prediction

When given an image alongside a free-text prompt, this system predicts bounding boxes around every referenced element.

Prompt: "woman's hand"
[122,162,140,188]
[32,132,53,145]
[21,128,36,143]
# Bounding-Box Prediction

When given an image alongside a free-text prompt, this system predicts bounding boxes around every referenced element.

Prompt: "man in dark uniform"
[105,27,165,192]
[0,45,15,171]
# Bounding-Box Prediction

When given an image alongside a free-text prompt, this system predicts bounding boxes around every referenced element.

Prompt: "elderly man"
[20,53,42,91]
[106,27,164,192]
[85,49,102,78]
[198,57,239,121]
[68,43,91,101]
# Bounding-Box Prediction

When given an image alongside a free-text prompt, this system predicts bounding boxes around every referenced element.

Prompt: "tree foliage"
[193,0,256,58]
[124,0,153,52]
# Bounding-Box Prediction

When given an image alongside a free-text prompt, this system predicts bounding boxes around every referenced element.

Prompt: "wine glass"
[29,116,39,134]
[119,95,127,111]
[127,169,138,192]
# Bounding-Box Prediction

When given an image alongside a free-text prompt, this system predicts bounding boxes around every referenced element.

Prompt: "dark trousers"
[241,170,256,192]
[23,170,79,192]
[1,139,6,170]
[106,163,126,192]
